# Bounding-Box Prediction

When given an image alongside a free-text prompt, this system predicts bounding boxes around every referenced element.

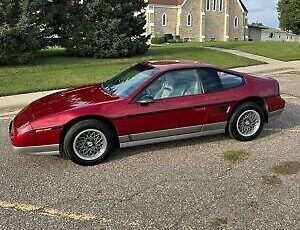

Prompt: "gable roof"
[149,0,248,11]
[148,0,184,5]
[239,0,248,12]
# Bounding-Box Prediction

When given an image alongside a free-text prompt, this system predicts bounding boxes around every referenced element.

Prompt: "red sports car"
[10,61,285,165]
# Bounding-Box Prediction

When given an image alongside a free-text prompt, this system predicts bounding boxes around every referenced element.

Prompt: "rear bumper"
[12,144,60,156]
[268,108,284,122]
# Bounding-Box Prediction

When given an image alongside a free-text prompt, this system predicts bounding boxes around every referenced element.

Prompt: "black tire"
[63,119,115,166]
[228,102,265,141]
[59,144,70,160]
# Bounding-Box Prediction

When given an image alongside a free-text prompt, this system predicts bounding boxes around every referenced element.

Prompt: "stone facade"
[146,0,248,41]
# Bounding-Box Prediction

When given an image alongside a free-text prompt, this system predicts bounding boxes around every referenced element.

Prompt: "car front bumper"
[9,120,60,156]
[12,144,60,156]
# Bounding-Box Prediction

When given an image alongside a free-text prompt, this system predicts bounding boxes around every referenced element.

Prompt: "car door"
[197,68,245,126]
[121,68,209,141]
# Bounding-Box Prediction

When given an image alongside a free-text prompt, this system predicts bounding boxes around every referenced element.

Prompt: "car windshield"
[101,64,158,98]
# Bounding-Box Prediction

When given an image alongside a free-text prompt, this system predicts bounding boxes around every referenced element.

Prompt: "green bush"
[64,0,149,59]
[0,0,149,64]
[168,39,183,44]
[151,36,166,44]
[0,24,41,65]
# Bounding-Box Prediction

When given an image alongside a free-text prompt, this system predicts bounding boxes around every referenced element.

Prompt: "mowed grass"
[205,41,300,61]
[0,43,261,96]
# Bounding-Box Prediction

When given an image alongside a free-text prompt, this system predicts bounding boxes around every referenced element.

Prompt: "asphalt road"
[0,72,299,230]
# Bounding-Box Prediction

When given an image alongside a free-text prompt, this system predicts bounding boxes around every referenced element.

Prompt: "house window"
[187,13,192,26]
[219,0,223,11]
[234,16,239,28]
[212,0,217,11]
[162,13,167,26]
[206,0,210,11]
[269,33,274,38]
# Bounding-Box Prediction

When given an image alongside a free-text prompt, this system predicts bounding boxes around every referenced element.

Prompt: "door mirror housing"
[136,94,154,105]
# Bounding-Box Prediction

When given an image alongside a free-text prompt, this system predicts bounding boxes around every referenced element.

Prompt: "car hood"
[26,84,119,122]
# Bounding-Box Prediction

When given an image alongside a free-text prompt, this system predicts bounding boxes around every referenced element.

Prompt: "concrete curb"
[0,60,299,115]
[206,47,284,64]
[0,89,62,113]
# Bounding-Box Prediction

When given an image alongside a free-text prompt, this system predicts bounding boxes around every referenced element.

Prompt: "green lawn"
[0,43,261,96]
[205,41,300,61]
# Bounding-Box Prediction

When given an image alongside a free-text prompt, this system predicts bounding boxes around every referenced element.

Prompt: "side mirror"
[137,94,154,105]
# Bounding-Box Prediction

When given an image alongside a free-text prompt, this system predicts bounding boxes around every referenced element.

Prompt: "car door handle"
[193,107,205,112]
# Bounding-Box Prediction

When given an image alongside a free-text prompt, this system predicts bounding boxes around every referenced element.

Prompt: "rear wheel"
[63,119,115,166]
[228,102,265,141]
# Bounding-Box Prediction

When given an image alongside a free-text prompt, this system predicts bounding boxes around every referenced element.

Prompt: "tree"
[0,0,149,65]
[278,0,300,34]
[0,0,44,65]
[0,0,22,26]
[65,0,149,58]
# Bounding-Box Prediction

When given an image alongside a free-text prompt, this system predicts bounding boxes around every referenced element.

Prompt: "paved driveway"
[0,72,299,230]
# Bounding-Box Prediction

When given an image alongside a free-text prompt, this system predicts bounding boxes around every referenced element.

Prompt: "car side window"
[140,69,203,100]
[217,71,244,90]
[198,68,244,93]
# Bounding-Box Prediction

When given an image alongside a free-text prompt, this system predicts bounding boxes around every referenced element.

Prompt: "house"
[248,23,298,42]
[145,0,249,41]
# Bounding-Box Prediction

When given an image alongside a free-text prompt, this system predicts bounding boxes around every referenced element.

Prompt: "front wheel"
[228,102,265,141]
[63,119,115,166]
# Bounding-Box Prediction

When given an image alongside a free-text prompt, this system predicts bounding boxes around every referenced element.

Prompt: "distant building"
[248,23,298,42]
[145,0,249,42]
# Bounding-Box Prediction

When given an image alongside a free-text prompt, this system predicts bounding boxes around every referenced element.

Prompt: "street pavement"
[0,69,299,229]
[0,48,300,230]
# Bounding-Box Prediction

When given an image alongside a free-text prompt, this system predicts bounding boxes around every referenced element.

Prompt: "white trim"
[149,4,179,9]
[237,0,247,13]
[181,0,189,6]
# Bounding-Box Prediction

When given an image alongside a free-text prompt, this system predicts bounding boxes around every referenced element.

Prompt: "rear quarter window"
[198,68,244,94]
[218,71,244,90]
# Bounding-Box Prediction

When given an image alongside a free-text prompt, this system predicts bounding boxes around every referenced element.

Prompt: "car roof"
[142,60,220,72]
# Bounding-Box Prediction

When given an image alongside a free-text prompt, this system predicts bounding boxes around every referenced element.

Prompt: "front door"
[122,68,209,141]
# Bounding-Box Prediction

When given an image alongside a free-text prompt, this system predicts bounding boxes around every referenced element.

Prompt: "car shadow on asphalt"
[260,101,300,138]
[107,102,300,163]
[107,134,229,163]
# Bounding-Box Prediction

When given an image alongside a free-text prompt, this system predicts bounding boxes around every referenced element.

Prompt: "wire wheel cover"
[237,110,261,137]
[73,129,107,161]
